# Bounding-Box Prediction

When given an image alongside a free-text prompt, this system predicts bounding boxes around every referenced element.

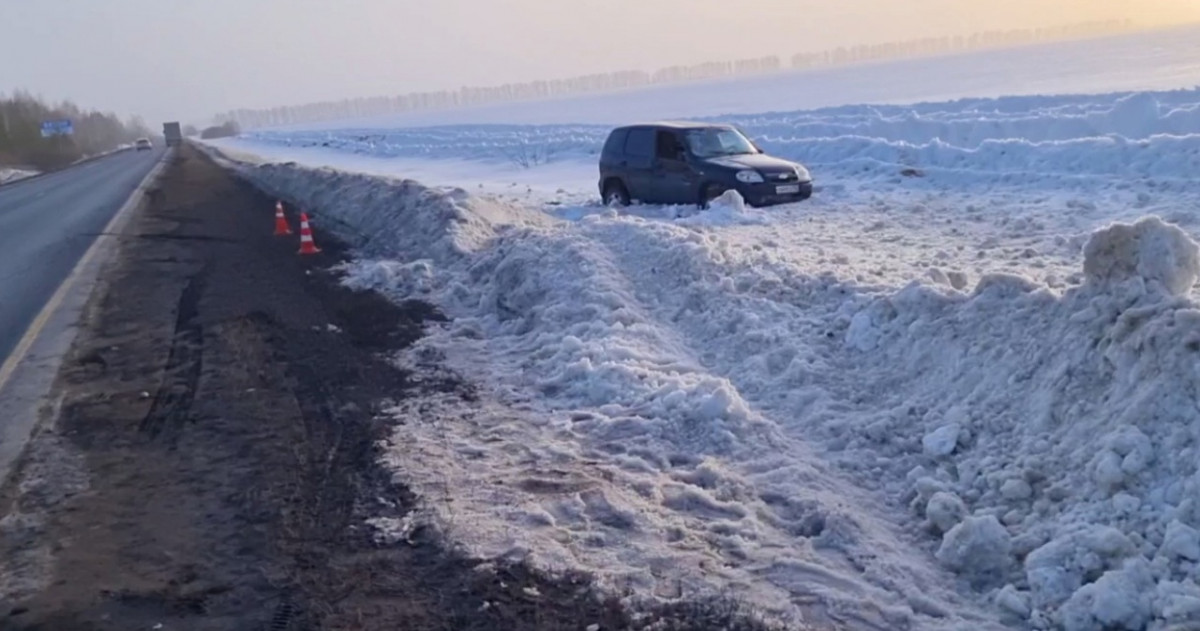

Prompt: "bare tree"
[0,92,150,170]
[503,141,557,169]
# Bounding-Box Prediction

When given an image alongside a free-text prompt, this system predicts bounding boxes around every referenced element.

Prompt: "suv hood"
[702,153,802,173]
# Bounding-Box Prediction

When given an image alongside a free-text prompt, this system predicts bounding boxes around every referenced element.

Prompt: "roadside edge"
[0,147,135,190]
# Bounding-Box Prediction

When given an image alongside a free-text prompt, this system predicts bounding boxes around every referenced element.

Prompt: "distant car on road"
[598,122,813,208]
[134,138,152,151]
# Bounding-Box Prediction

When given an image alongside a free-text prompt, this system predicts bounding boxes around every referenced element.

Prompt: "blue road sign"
[40,119,74,137]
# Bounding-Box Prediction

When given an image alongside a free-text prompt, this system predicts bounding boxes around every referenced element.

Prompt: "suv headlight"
[736,170,764,184]
[794,165,811,182]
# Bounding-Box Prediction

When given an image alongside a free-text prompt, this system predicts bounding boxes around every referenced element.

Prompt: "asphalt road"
[0,148,165,365]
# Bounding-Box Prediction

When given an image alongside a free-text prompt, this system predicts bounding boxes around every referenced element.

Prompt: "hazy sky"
[2,0,1198,126]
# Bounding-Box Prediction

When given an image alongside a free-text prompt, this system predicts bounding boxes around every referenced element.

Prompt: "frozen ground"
[204,37,1200,631]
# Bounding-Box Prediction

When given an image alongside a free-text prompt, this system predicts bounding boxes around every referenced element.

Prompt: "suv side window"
[624,128,654,158]
[655,130,684,160]
[602,128,629,158]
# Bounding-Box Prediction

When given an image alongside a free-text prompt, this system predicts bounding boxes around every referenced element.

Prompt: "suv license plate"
[776,184,801,194]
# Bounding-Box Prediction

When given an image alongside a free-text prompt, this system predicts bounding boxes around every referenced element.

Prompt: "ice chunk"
[995,584,1031,620]
[1160,520,1200,562]
[936,515,1012,579]
[1058,560,1153,631]
[1112,493,1141,516]
[1025,526,1135,608]
[946,270,969,291]
[1082,216,1200,296]
[972,272,1040,298]
[926,267,950,286]
[1087,526,1136,558]
[845,309,881,352]
[1001,479,1033,502]
[1092,450,1126,494]
[923,424,961,458]
[926,491,968,534]
[1155,581,1200,626]
[709,188,746,213]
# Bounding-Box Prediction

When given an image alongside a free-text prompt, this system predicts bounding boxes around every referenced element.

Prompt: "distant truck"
[162,122,183,147]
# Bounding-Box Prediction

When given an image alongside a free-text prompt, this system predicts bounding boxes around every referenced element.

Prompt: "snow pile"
[1082,215,1200,295]
[219,158,554,264]
[217,135,1200,630]
[676,189,771,226]
[0,168,37,185]
[840,216,1200,629]
[220,153,1012,629]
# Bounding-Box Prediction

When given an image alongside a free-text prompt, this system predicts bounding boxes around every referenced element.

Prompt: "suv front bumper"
[737,180,813,206]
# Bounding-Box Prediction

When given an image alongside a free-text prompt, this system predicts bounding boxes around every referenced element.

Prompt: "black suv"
[598,122,813,208]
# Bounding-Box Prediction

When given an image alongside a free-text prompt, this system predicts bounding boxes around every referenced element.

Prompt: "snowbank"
[0,168,38,185]
[214,149,1007,629]
[214,138,1200,630]
[840,216,1200,629]
[221,159,553,262]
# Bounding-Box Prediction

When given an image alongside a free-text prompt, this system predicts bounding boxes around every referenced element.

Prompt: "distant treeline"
[789,19,1134,68]
[0,91,151,171]
[215,19,1135,130]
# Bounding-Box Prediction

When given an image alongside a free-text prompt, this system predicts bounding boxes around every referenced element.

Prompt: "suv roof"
[616,121,731,131]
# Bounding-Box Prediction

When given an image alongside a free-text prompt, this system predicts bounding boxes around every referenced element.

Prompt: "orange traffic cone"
[273,201,292,235]
[298,212,321,255]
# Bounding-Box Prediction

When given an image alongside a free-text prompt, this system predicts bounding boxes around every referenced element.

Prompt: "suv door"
[621,127,657,202]
[653,130,694,204]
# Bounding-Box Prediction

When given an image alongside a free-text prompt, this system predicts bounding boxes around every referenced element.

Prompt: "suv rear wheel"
[602,180,630,207]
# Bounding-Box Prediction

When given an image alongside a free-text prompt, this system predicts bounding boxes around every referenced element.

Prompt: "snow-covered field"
[204,32,1200,631]
[215,85,1200,297]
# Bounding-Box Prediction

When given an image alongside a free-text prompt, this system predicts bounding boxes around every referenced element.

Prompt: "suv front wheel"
[699,183,728,209]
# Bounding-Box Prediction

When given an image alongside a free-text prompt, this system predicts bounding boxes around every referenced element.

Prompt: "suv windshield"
[684,127,757,158]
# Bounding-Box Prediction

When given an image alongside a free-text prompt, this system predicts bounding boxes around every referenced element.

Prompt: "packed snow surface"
[204,46,1200,630]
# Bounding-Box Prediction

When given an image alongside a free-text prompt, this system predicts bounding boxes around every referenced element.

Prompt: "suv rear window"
[602,129,628,157]
[623,128,654,158]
